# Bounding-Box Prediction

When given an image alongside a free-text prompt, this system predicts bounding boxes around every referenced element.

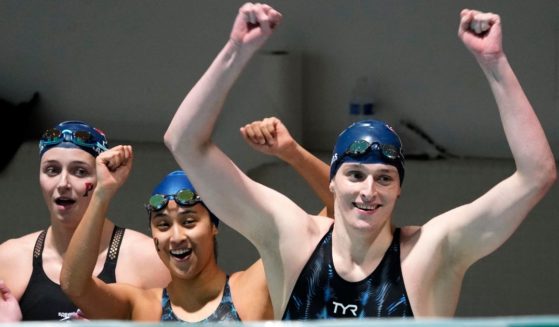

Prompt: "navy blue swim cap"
[39,121,109,158]
[149,170,220,227]
[330,120,405,185]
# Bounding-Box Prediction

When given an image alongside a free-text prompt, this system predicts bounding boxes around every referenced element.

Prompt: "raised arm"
[164,5,330,317]
[240,117,333,217]
[164,4,312,245]
[0,280,22,322]
[429,10,556,267]
[60,146,138,319]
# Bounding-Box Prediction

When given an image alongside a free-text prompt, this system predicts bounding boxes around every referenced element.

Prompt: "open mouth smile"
[55,197,76,207]
[353,202,380,211]
[170,248,193,260]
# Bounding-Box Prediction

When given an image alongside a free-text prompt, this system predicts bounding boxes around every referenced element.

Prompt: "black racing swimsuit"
[19,226,125,321]
[282,226,413,320]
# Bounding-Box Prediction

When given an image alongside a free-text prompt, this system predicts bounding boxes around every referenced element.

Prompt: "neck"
[332,220,394,281]
[167,263,226,309]
[48,218,114,256]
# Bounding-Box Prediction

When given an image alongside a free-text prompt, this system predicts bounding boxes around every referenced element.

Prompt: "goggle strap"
[96,142,109,152]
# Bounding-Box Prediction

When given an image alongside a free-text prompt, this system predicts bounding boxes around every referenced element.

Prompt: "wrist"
[92,185,117,203]
[228,37,242,49]
[222,38,257,69]
[478,54,509,83]
[278,142,304,165]
[476,52,507,70]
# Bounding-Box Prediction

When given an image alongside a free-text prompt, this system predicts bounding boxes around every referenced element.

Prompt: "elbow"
[60,280,77,299]
[164,126,209,161]
[164,128,188,157]
[532,159,557,196]
[164,127,194,157]
[163,129,177,154]
[545,160,557,189]
[516,157,556,203]
[541,158,557,190]
[60,271,86,299]
[61,282,88,300]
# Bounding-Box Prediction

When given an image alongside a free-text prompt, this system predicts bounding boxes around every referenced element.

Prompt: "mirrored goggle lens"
[174,189,198,206]
[41,129,96,146]
[41,129,63,143]
[346,140,401,160]
[73,131,94,145]
[378,144,400,160]
[347,139,370,155]
[148,194,167,211]
[147,190,199,212]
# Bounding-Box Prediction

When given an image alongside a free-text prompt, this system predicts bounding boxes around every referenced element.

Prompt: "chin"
[352,215,384,230]
[170,260,199,279]
[54,212,81,225]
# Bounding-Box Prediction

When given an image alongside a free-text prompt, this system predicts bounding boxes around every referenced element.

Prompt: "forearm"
[480,55,556,187]
[61,190,110,297]
[165,40,257,157]
[281,143,333,217]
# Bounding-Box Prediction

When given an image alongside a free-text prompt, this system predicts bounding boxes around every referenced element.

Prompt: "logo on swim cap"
[330,153,339,166]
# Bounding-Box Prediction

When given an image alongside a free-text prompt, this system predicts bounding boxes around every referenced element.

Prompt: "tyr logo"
[332,301,358,316]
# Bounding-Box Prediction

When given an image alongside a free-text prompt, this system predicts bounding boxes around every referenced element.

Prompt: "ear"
[329,180,335,193]
[212,224,219,236]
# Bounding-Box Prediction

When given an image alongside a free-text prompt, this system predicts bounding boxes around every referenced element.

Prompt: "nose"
[360,175,376,202]
[170,223,187,244]
[56,172,71,191]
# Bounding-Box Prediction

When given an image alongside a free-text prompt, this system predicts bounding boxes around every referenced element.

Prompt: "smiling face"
[150,201,218,280]
[330,162,401,232]
[39,147,97,227]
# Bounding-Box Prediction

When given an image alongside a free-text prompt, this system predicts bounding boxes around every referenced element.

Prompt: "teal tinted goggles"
[145,189,201,213]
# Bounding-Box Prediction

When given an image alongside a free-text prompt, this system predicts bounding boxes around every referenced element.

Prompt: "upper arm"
[170,144,311,249]
[425,171,552,269]
[229,259,273,321]
[0,236,35,300]
[116,230,170,289]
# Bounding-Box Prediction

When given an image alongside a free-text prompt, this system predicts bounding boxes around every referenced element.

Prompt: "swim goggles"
[341,139,403,162]
[145,189,201,213]
[40,128,109,153]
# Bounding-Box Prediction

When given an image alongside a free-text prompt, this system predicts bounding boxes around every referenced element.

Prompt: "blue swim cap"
[330,120,405,185]
[39,121,109,158]
[149,170,220,227]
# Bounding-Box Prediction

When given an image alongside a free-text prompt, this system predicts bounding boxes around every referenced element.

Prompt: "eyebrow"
[41,159,91,166]
[178,208,198,214]
[344,163,397,172]
[151,207,198,219]
[151,212,168,219]
[41,160,61,165]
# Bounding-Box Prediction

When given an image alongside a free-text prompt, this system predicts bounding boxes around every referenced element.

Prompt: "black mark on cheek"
[153,238,160,252]
[83,183,94,197]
